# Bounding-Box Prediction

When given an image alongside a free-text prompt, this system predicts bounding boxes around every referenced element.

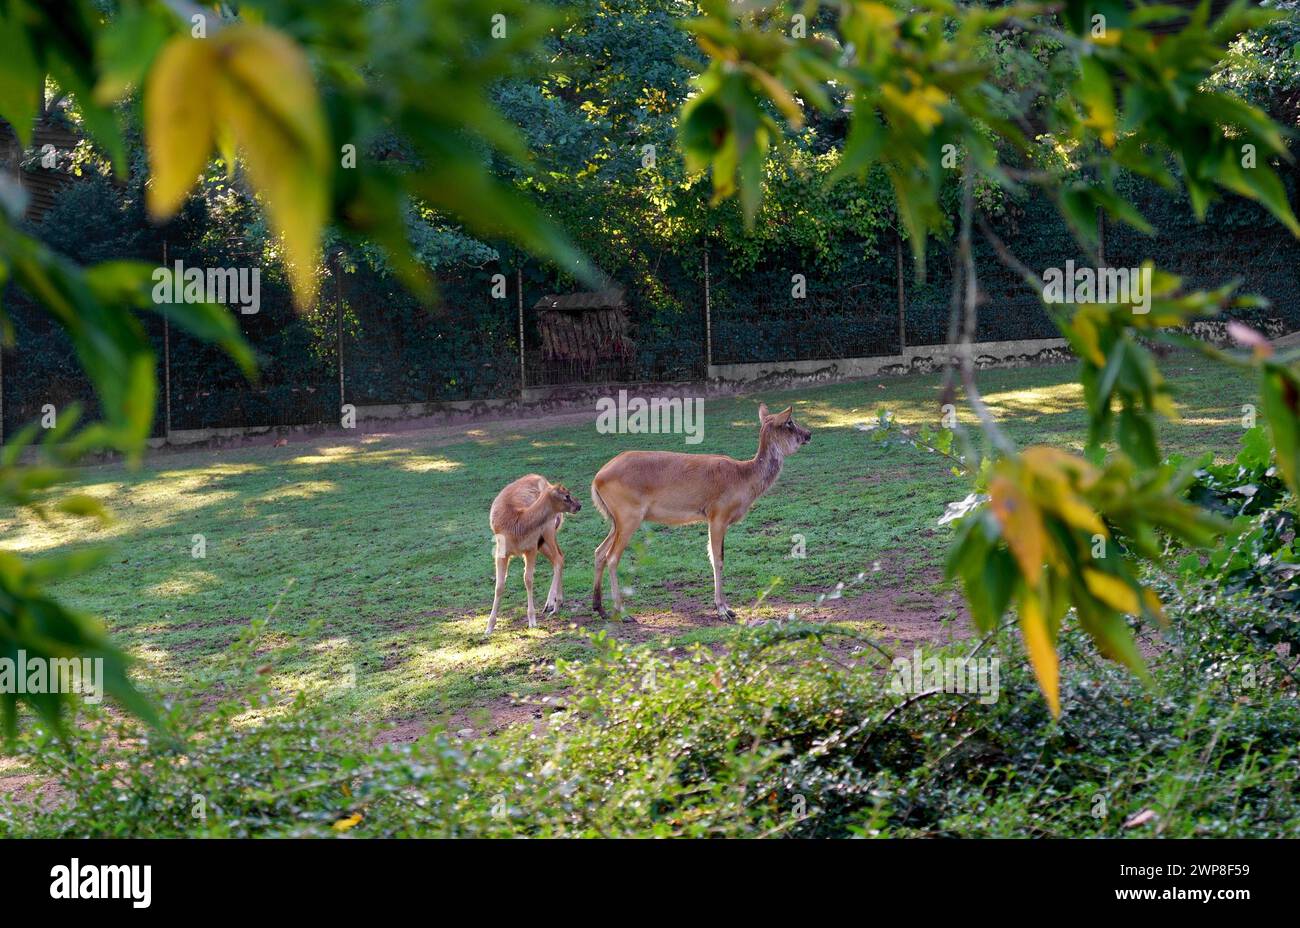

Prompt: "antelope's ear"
[772,407,792,424]
[758,403,770,422]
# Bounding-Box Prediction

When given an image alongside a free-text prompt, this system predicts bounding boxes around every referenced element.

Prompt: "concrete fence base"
[134,318,1291,451]
[144,336,1079,450]
[706,337,1072,386]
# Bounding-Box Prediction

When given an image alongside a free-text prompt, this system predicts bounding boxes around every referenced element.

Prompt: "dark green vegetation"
[9,612,1300,838]
[8,3,1300,433]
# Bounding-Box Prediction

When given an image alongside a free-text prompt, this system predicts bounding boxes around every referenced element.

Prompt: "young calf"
[487,474,581,633]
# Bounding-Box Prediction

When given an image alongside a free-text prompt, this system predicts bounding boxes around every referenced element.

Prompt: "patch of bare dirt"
[806,585,971,649]
[0,770,67,812]
[373,575,974,746]
[373,696,555,748]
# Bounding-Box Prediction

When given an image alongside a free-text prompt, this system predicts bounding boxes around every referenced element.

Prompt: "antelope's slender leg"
[708,517,735,620]
[606,516,642,617]
[523,549,538,628]
[540,535,563,614]
[487,555,509,634]
[593,522,618,616]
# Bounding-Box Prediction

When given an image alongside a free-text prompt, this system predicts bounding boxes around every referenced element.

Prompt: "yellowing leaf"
[1083,569,1140,614]
[1021,445,1098,483]
[881,85,946,133]
[1152,391,1179,420]
[1018,592,1060,718]
[213,25,329,308]
[1070,309,1107,366]
[741,63,803,128]
[144,37,218,219]
[861,3,899,29]
[1078,57,1116,148]
[1021,447,1106,534]
[332,812,362,832]
[144,26,328,308]
[990,475,1045,585]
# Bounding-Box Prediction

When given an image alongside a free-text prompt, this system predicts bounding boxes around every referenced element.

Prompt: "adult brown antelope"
[487,474,581,634]
[590,403,810,620]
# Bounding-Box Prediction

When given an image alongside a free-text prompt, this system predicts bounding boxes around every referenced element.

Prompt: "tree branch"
[956,167,1016,457]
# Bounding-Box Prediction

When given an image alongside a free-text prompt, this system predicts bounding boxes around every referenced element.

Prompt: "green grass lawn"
[0,353,1251,727]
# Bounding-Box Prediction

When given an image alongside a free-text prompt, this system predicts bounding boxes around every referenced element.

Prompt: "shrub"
[4,607,1297,838]
[1175,427,1300,650]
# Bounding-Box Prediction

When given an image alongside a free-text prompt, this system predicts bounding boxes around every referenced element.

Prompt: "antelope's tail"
[591,482,612,523]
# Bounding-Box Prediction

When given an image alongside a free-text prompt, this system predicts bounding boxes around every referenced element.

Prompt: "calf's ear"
[758,403,770,422]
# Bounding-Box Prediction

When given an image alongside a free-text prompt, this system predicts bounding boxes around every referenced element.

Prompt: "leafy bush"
[5,606,1297,838]
[1176,427,1299,648]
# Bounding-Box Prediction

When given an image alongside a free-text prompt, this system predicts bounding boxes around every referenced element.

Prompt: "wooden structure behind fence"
[530,288,636,386]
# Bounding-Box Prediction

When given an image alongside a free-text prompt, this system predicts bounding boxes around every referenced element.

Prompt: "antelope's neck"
[746,437,784,493]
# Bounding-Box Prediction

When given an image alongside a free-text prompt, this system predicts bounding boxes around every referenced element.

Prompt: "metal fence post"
[336,251,344,414]
[703,246,713,375]
[517,267,525,397]
[163,239,172,443]
[896,229,906,353]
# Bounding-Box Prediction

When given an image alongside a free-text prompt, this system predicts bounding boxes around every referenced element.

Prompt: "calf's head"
[548,483,582,513]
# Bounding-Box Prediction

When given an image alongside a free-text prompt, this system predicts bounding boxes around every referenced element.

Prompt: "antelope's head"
[549,483,582,513]
[759,404,811,456]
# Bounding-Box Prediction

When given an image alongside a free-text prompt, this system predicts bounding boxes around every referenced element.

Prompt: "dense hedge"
[1109,172,1300,331]
[2,165,1298,435]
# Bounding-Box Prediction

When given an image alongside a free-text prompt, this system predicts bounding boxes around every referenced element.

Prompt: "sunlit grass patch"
[0,352,1247,724]
[399,456,464,473]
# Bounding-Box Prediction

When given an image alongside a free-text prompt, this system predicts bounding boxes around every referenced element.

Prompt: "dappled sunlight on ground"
[468,432,529,447]
[311,636,353,655]
[290,445,362,465]
[0,474,241,553]
[155,462,262,480]
[145,569,221,598]
[0,352,1251,727]
[130,641,173,670]
[252,480,340,502]
[981,380,1084,417]
[399,455,464,473]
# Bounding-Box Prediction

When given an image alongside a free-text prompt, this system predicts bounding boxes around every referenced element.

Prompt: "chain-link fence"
[3,186,1298,440]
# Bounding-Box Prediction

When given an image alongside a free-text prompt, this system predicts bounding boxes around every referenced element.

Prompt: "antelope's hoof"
[544,601,559,616]
[717,606,737,621]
